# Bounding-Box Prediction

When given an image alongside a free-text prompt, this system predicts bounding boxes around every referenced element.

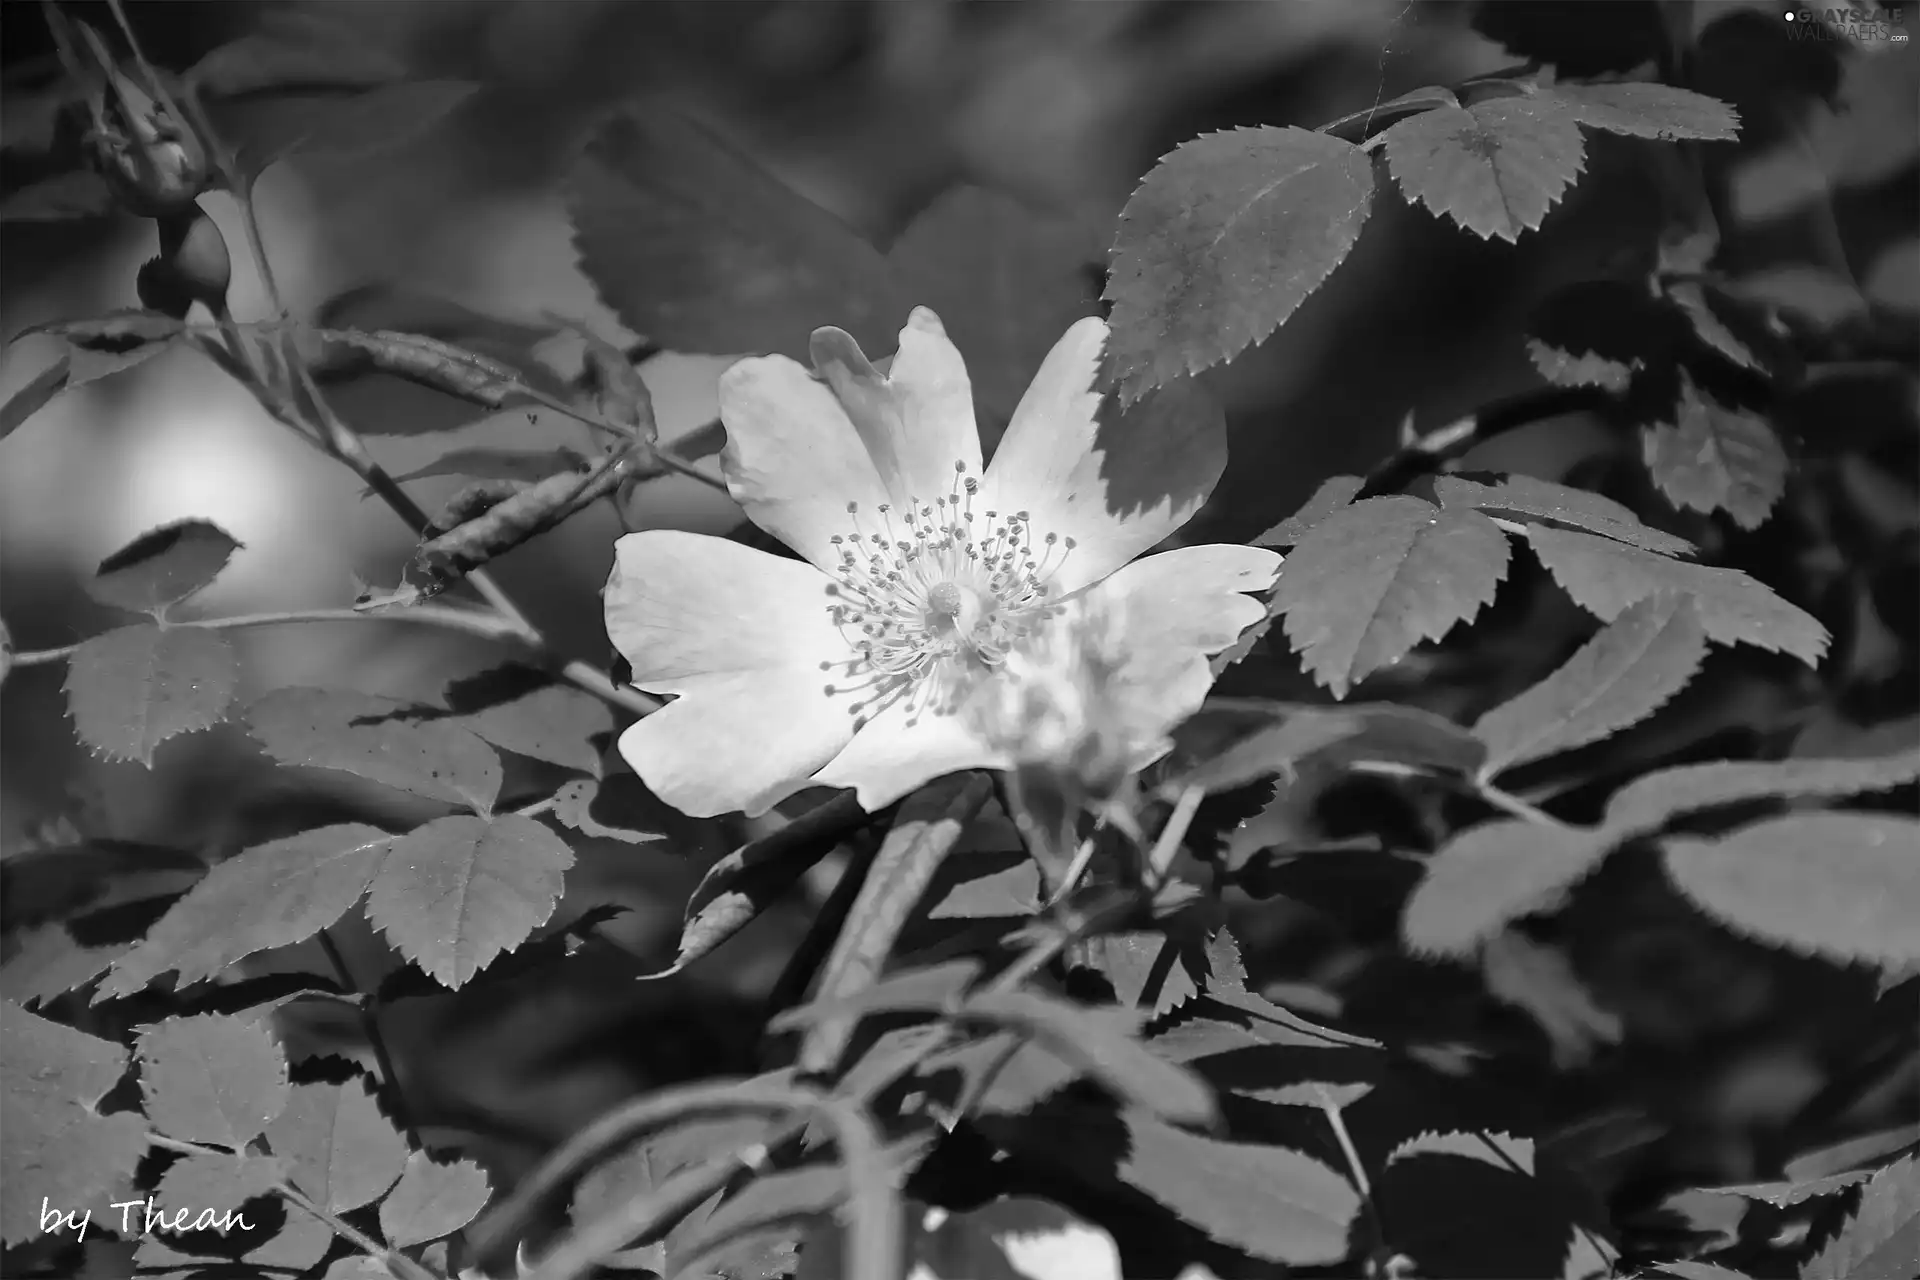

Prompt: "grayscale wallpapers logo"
[1784,5,1911,42]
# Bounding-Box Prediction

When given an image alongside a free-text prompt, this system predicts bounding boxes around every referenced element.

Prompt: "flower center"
[818,459,1077,729]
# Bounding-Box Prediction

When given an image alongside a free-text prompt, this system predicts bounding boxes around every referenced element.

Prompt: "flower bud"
[138,208,231,318]
[85,67,211,218]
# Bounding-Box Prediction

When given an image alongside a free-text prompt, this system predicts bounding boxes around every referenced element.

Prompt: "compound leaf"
[265,1079,408,1214]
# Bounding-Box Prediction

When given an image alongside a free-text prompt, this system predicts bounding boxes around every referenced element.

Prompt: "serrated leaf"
[1475,594,1709,776]
[1387,1130,1535,1174]
[1275,496,1510,698]
[101,824,398,999]
[246,688,502,811]
[265,1079,408,1213]
[444,666,613,777]
[549,775,664,844]
[364,813,572,988]
[1659,1263,1760,1280]
[379,1150,491,1247]
[1103,126,1373,403]
[1800,1153,1919,1280]
[575,1114,772,1275]
[86,519,244,612]
[152,1151,285,1215]
[1552,82,1740,142]
[1526,334,1636,392]
[0,1002,149,1245]
[1433,474,1694,557]
[1087,929,1203,1019]
[1707,1169,1875,1207]
[1664,814,1920,971]
[568,107,901,361]
[138,1014,289,1149]
[1116,1113,1359,1264]
[888,185,1102,424]
[1643,378,1789,530]
[65,626,237,766]
[1605,748,1920,834]
[1256,475,1365,547]
[0,924,132,1007]
[1381,95,1586,242]
[245,1206,335,1269]
[1527,525,1828,665]
[1403,820,1611,956]
[963,991,1215,1126]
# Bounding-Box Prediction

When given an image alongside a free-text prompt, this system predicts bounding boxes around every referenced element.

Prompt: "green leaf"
[0,924,134,1007]
[1642,377,1789,530]
[1116,1113,1360,1264]
[963,991,1215,1127]
[1526,525,1829,666]
[379,1150,492,1247]
[568,107,901,361]
[1381,95,1586,242]
[185,9,409,97]
[1087,926,1205,1019]
[1103,126,1373,403]
[572,1114,773,1275]
[1664,814,1920,971]
[550,775,665,845]
[1274,495,1511,698]
[0,357,75,439]
[65,625,238,766]
[925,850,1042,919]
[137,1014,289,1149]
[1403,820,1611,956]
[1707,1170,1875,1207]
[1606,748,1920,834]
[85,519,243,612]
[1658,1263,1760,1280]
[244,1203,334,1269]
[887,185,1103,424]
[0,1002,148,1245]
[245,688,503,812]
[1475,594,1709,776]
[1551,82,1740,142]
[1255,475,1365,547]
[265,1079,408,1213]
[364,813,572,989]
[227,80,478,181]
[152,1150,285,1215]
[1432,474,1694,557]
[1387,1130,1535,1174]
[100,824,399,999]
[444,665,614,778]
[1799,1153,1919,1280]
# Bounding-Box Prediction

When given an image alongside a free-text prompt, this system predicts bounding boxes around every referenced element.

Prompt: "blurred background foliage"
[2,0,1914,1256]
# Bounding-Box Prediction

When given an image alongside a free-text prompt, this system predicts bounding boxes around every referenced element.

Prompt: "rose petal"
[719,354,891,570]
[811,699,1006,813]
[616,671,853,817]
[809,307,984,509]
[982,317,1224,593]
[1088,543,1281,657]
[604,530,846,691]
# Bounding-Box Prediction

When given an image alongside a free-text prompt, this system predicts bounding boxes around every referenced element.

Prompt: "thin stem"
[10,604,533,667]
[1477,780,1575,830]
[318,928,420,1149]
[1145,784,1205,889]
